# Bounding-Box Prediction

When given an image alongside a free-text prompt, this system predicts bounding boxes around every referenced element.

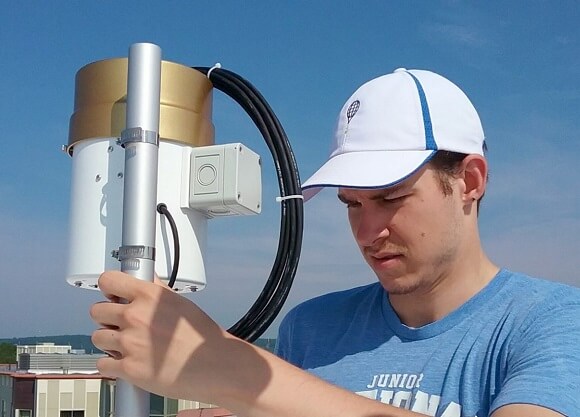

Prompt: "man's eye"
[383,195,406,204]
[339,199,360,208]
[337,195,360,207]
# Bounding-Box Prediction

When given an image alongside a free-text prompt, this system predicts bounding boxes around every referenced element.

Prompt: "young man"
[90,69,580,417]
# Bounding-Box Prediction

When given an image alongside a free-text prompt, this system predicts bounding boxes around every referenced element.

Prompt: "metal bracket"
[119,127,159,147]
[112,245,156,261]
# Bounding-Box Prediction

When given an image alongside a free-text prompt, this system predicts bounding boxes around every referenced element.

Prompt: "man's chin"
[376,274,421,295]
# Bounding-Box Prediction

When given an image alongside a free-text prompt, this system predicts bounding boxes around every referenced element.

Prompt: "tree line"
[0,343,16,364]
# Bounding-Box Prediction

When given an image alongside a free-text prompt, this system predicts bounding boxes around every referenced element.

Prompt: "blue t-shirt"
[276,270,580,416]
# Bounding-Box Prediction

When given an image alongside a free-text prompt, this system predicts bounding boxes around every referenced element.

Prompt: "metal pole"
[116,42,162,417]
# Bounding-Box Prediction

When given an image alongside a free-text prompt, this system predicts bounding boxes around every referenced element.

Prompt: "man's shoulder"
[498,270,580,329]
[280,282,384,332]
[502,269,580,305]
[289,282,383,317]
[276,282,386,360]
[489,272,580,416]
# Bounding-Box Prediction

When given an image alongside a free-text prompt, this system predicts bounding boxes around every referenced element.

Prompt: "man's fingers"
[98,271,147,302]
[96,355,123,379]
[92,327,123,355]
[90,301,126,328]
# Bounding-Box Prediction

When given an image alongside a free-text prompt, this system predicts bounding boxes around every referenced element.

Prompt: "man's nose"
[354,208,390,247]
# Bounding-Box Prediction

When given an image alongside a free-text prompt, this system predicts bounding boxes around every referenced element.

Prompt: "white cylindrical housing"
[66,138,207,292]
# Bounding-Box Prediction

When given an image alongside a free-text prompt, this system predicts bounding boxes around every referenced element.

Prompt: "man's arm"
[90,272,574,417]
[224,340,430,417]
[491,404,563,417]
[89,271,423,417]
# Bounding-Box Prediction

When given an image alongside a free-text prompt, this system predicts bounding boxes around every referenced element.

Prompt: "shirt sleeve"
[491,288,580,416]
[274,308,296,361]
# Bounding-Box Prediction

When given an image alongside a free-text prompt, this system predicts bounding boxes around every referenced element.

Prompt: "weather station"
[64,42,303,416]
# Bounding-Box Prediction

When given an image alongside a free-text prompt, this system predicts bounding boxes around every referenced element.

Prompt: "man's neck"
[389,252,499,328]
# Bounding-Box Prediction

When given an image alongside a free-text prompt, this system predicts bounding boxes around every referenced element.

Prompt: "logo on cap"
[346,100,360,124]
[343,100,361,142]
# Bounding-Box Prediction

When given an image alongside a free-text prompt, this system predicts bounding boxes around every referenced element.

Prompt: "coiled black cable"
[193,66,304,342]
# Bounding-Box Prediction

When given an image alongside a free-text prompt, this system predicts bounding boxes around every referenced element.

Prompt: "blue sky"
[1,1,579,339]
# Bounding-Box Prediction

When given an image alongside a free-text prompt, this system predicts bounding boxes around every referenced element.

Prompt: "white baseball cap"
[301,68,485,201]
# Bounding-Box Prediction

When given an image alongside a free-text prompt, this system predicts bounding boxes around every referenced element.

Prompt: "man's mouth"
[366,250,405,270]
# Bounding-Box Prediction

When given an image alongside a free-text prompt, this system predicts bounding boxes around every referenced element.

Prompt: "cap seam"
[402,70,438,151]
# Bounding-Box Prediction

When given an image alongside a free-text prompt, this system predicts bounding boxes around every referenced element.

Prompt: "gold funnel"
[67,58,214,155]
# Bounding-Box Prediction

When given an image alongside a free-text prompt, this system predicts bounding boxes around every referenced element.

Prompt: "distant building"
[1,343,111,417]
[0,342,231,417]
[17,354,105,376]
[17,344,71,357]
[0,372,216,417]
[0,372,112,417]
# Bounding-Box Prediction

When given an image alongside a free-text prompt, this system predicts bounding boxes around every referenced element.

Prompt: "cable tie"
[207,63,222,79]
[276,195,304,203]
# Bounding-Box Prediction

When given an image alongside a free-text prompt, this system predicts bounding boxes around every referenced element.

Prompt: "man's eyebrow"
[369,184,407,200]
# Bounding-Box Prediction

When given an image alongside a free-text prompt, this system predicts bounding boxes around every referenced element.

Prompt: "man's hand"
[89,271,271,405]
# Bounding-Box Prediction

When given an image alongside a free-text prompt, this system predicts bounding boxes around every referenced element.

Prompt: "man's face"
[338,166,464,295]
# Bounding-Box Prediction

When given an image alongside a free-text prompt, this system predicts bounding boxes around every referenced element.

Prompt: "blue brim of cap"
[301,149,436,201]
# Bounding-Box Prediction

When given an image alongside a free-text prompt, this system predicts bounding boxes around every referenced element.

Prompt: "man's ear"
[460,154,488,203]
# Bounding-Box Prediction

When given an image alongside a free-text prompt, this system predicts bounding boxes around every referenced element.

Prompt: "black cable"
[156,203,180,289]
[193,66,304,342]
[220,70,302,341]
